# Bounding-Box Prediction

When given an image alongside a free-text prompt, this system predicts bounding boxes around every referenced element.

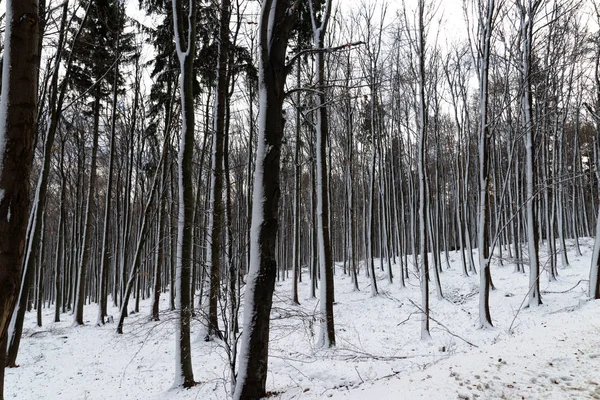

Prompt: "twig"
[29,331,49,337]
[333,347,410,362]
[354,367,364,384]
[286,41,365,71]
[507,265,548,334]
[408,299,479,348]
[542,279,588,294]
[549,304,579,314]
[396,312,416,326]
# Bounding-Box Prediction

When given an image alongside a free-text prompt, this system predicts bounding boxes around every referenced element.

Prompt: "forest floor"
[5,238,600,400]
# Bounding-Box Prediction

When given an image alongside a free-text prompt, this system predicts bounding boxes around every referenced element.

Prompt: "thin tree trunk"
[520,0,542,307]
[171,0,196,387]
[55,136,66,323]
[73,92,101,326]
[415,0,430,340]
[476,0,496,328]
[97,38,122,325]
[292,64,302,305]
[309,0,335,348]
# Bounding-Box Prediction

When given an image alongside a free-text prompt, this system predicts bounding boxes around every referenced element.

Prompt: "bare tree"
[309,0,336,349]
[233,0,300,397]
[471,0,500,328]
[172,0,197,388]
[202,0,232,341]
[0,0,40,396]
[518,0,542,307]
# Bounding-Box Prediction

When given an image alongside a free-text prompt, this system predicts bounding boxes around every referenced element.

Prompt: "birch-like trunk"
[520,0,542,307]
[309,0,336,349]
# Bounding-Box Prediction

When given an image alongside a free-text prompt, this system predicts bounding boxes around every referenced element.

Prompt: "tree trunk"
[55,136,66,323]
[309,0,335,349]
[476,0,496,329]
[233,0,298,397]
[202,0,231,340]
[520,0,542,308]
[292,64,301,305]
[171,0,196,388]
[416,0,430,340]
[73,92,101,326]
[7,0,76,363]
[97,42,121,326]
[0,0,40,395]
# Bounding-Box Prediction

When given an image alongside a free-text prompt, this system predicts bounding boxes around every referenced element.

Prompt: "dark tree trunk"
[73,92,101,326]
[0,0,40,395]
[233,0,298,397]
[203,0,231,340]
[171,0,196,388]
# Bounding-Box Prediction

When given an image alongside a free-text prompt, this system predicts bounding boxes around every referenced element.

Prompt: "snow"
[589,213,600,297]
[235,80,268,395]
[5,238,600,399]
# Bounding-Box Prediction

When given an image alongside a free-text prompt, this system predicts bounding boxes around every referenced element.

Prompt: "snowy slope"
[5,238,600,399]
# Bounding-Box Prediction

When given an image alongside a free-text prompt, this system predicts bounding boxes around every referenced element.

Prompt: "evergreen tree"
[70,0,135,326]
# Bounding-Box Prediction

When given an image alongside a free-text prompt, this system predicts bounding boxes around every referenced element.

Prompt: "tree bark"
[171,0,196,388]
[0,0,40,395]
[203,0,231,340]
[310,0,336,349]
[233,0,298,397]
[476,0,496,329]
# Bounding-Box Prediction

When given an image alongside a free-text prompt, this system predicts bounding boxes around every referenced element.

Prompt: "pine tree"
[70,0,135,326]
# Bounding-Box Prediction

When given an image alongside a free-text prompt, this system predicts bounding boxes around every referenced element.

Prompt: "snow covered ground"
[5,238,600,399]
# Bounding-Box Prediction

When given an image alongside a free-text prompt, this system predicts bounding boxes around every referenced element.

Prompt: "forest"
[1,0,600,398]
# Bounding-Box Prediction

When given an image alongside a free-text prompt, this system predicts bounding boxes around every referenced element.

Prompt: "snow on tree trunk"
[201,0,231,341]
[73,92,100,327]
[309,0,336,349]
[234,0,299,397]
[520,0,542,308]
[589,208,600,299]
[0,0,40,396]
[345,79,359,290]
[55,136,66,323]
[588,15,600,299]
[171,0,196,388]
[414,0,431,341]
[475,0,496,329]
[152,143,169,321]
[97,44,120,326]
[292,64,301,305]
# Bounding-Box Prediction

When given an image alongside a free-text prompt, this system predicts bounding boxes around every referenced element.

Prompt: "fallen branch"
[542,279,587,294]
[354,367,364,384]
[507,265,550,334]
[29,331,49,337]
[408,299,479,348]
